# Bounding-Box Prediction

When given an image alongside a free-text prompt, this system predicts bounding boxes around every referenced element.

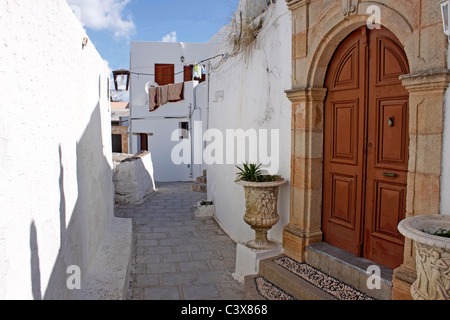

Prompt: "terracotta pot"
[236,179,287,250]
[398,214,450,300]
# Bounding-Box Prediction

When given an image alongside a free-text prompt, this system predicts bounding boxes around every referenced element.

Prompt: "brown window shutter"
[184,65,193,82]
[155,64,175,86]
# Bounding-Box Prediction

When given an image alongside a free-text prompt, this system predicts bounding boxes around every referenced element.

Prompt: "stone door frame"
[283,0,450,299]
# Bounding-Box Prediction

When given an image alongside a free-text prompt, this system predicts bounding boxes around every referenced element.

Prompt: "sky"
[67,0,239,72]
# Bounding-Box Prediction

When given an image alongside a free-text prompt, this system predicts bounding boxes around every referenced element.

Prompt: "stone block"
[412,173,441,215]
[195,201,215,218]
[292,129,324,159]
[113,152,156,205]
[192,183,207,192]
[293,32,308,59]
[415,134,442,176]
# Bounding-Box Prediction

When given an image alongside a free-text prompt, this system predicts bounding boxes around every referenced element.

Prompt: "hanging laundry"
[193,63,201,79]
[167,83,184,102]
[149,87,158,111]
[149,82,185,112]
[156,85,169,106]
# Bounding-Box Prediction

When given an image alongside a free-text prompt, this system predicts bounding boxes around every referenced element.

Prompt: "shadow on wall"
[30,100,114,300]
[30,221,41,300]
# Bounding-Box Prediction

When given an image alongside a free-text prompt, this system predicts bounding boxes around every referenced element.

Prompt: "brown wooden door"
[140,133,148,152]
[322,27,409,269]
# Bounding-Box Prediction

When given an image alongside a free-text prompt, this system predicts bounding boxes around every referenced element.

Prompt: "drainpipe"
[189,102,193,178]
[129,74,133,155]
[191,83,200,179]
[206,62,211,141]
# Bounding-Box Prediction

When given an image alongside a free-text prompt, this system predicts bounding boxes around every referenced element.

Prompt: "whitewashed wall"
[207,1,292,243]
[0,0,114,299]
[440,50,450,216]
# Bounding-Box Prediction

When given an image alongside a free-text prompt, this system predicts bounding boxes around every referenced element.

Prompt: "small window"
[179,122,189,140]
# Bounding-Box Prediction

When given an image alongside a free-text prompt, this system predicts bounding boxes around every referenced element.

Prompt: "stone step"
[196,176,207,184]
[244,274,296,300]
[305,243,393,300]
[257,254,381,300]
[191,183,206,192]
[243,275,267,300]
[258,256,337,300]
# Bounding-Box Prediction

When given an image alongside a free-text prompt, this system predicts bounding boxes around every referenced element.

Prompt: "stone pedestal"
[233,243,283,283]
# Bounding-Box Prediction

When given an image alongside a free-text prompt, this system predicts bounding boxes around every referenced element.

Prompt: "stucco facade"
[283,0,450,299]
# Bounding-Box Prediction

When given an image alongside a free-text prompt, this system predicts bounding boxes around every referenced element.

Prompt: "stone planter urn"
[236,179,287,250]
[398,214,450,300]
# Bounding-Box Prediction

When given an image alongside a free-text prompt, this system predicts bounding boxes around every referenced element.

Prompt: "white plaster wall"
[0,0,114,299]
[440,48,450,216]
[207,1,292,244]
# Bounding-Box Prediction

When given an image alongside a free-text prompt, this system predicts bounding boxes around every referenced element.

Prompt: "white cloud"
[67,0,136,40]
[162,31,177,43]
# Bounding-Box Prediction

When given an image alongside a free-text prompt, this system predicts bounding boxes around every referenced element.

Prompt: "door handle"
[388,117,395,127]
[384,172,398,178]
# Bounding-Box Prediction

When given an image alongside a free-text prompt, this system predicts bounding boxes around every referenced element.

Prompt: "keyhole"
[388,117,395,127]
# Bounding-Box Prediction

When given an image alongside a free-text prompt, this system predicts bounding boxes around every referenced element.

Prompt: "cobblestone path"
[115,182,244,300]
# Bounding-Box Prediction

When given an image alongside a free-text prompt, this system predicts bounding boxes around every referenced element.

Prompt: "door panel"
[330,173,357,228]
[364,28,409,269]
[323,27,409,269]
[331,100,360,164]
[333,44,360,90]
[376,37,409,86]
[323,28,367,256]
[373,181,406,242]
[375,99,408,167]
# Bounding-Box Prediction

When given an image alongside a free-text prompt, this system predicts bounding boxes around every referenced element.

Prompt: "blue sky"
[67,0,239,72]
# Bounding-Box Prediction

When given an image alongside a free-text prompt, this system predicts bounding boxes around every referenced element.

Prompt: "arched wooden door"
[322,26,410,269]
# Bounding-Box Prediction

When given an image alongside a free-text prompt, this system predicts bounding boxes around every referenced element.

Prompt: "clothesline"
[130,53,225,77]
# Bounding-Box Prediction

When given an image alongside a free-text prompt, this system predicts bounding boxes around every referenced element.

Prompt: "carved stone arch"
[284,0,450,300]
[306,4,415,88]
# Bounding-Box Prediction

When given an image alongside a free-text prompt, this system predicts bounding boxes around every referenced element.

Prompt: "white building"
[129,41,219,182]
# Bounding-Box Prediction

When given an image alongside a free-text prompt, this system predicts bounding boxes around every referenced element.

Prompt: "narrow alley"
[115,182,244,300]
